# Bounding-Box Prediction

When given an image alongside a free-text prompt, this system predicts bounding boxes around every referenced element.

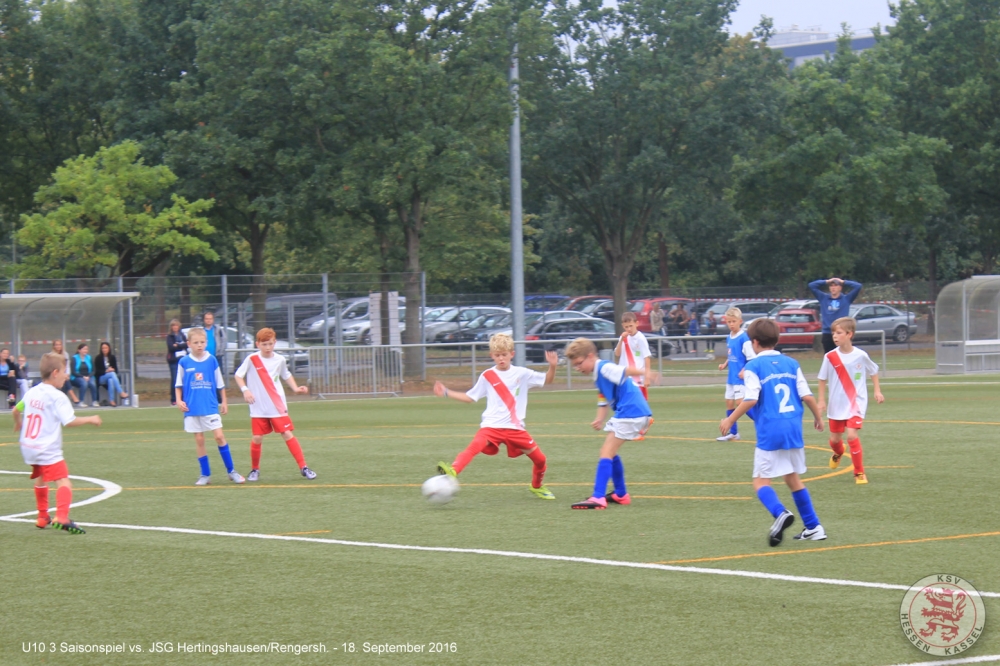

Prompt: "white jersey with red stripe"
[19,383,76,466]
[817,347,879,420]
[465,365,547,430]
[235,352,292,418]
[617,331,651,386]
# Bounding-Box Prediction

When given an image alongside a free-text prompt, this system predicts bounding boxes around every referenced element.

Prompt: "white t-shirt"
[19,383,76,466]
[817,347,879,420]
[235,352,292,418]
[617,332,651,386]
[465,365,547,430]
[743,350,812,401]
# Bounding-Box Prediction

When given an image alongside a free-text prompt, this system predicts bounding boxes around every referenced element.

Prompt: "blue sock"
[756,486,785,518]
[217,443,235,474]
[792,488,819,530]
[611,455,627,497]
[198,455,210,477]
[727,409,738,436]
[593,458,613,498]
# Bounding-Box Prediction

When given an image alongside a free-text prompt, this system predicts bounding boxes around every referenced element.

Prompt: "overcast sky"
[728,0,896,37]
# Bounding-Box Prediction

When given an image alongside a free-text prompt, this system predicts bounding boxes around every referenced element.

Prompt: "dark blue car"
[523,294,571,313]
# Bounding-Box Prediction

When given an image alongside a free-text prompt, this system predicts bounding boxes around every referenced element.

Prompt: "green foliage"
[18,141,216,278]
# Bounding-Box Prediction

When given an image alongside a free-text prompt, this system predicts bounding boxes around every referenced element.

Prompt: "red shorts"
[252,416,294,436]
[30,460,69,483]
[829,417,864,433]
[471,428,537,458]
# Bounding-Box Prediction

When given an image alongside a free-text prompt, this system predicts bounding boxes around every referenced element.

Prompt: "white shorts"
[603,416,652,441]
[184,414,224,433]
[752,447,807,479]
[725,384,746,401]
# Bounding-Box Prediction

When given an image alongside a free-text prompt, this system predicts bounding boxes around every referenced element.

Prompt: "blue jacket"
[809,280,863,333]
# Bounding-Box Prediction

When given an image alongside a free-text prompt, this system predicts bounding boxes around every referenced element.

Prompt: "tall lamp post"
[509,42,526,365]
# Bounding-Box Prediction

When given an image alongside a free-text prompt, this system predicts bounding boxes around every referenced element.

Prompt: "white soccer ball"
[422,474,459,504]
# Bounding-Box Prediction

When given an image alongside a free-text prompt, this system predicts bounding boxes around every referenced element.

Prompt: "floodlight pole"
[509,41,526,366]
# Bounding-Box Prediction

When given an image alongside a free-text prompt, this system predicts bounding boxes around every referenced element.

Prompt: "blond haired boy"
[566,338,654,509]
[817,317,884,484]
[13,352,102,534]
[234,327,315,481]
[717,307,756,441]
[615,311,652,400]
[434,334,559,499]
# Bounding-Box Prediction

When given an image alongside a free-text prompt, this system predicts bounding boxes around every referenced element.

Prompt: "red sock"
[527,448,547,488]
[250,443,262,469]
[34,485,48,518]
[284,437,306,468]
[453,433,491,474]
[56,486,72,524]
[830,438,845,456]
[848,437,864,474]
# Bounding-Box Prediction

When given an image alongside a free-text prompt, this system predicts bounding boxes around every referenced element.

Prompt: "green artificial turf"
[1,376,998,665]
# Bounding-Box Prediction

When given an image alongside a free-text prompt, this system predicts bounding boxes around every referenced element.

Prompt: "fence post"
[881,329,887,378]
[658,338,663,376]
[371,346,378,396]
[420,271,426,381]
[471,343,476,384]
[128,295,136,408]
[221,275,229,376]
[322,273,331,385]
[287,302,295,346]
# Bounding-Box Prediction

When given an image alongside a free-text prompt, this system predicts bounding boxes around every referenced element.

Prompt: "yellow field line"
[656,530,1000,565]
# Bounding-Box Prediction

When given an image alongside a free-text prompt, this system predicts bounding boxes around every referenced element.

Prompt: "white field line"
[0,470,122,518]
[888,655,1000,666]
[3,470,999,600]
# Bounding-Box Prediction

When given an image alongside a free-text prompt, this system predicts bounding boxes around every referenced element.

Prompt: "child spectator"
[176,328,244,486]
[705,311,718,356]
[809,277,863,353]
[235,328,315,481]
[720,318,826,546]
[70,343,98,407]
[615,312,652,400]
[434,334,559,500]
[716,307,756,441]
[13,352,102,534]
[94,342,129,407]
[817,317,884,485]
[685,308,700,353]
[566,337,655,510]
[16,355,30,399]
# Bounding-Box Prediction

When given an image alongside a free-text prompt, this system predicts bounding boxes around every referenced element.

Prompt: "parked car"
[424,306,510,342]
[702,301,781,330]
[182,327,308,372]
[630,297,692,332]
[581,299,632,322]
[779,299,820,314]
[523,294,571,312]
[524,317,617,362]
[554,295,613,312]
[441,311,513,343]
[216,293,332,338]
[773,309,822,349]
[849,304,918,343]
[468,311,593,342]
[295,296,379,340]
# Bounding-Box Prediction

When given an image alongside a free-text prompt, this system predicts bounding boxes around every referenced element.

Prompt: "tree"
[17,141,216,278]
[526,0,787,329]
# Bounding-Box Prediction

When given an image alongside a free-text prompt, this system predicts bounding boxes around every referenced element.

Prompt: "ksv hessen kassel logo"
[899,574,986,656]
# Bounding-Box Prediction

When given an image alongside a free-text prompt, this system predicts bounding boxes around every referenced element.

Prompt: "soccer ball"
[422,474,459,504]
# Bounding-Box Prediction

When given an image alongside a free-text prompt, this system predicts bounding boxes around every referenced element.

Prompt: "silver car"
[849,304,918,343]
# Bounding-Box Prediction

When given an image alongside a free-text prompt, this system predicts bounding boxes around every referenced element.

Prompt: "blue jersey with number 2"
[744,354,804,451]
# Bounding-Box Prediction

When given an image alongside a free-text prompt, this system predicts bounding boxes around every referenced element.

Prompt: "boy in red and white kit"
[615,311,653,401]
[817,317,884,485]
[13,352,101,534]
[434,334,559,499]
[234,328,315,481]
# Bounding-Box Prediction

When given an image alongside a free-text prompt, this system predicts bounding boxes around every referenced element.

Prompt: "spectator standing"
[202,311,227,377]
[167,319,188,406]
[94,342,129,407]
[70,344,99,407]
[685,310,700,353]
[650,305,664,336]
[50,341,80,404]
[705,311,718,355]
[0,348,16,407]
[15,355,30,398]
[809,277,863,353]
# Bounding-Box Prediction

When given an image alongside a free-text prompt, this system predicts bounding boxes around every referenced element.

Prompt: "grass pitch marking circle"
[900,574,986,657]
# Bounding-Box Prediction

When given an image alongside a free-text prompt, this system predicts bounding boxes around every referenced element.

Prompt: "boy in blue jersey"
[716,307,756,441]
[175,328,245,486]
[565,338,655,510]
[720,318,826,546]
[809,277,863,353]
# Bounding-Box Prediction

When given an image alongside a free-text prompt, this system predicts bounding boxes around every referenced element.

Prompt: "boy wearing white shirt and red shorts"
[13,352,101,534]
[615,311,652,401]
[817,317,884,485]
[434,333,559,499]
[234,328,315,481]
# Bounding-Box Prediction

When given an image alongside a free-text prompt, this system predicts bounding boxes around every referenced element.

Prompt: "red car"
[630,297,692,332]
[774,309,821,348]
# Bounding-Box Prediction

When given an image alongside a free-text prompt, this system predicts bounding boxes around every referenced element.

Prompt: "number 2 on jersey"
[25,413,42,439]
[774,384,795,413]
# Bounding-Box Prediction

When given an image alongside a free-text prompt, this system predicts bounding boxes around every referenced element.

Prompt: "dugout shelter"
[0,292,140,405]
[935,276,1000,374]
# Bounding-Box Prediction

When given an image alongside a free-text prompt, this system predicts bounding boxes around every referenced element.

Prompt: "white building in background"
[768,25,877,69]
